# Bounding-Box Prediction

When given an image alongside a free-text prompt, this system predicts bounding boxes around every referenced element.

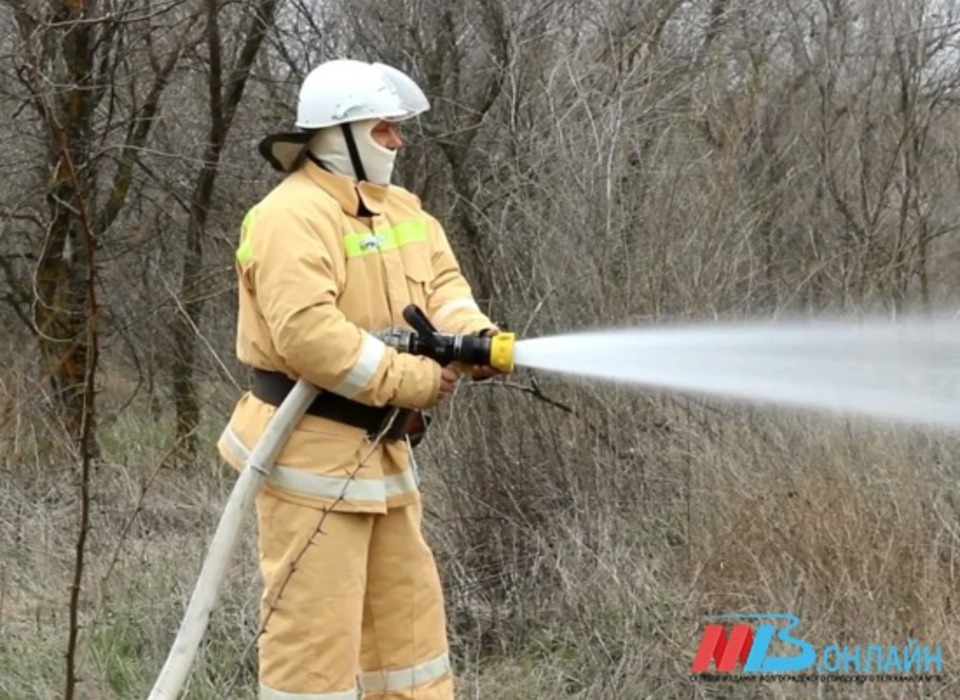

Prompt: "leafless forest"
[2,0,960,698]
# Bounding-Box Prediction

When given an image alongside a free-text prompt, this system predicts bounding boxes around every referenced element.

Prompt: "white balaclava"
[308,118,397,186]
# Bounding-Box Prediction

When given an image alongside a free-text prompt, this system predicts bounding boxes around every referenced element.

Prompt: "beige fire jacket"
[218,162,493,513]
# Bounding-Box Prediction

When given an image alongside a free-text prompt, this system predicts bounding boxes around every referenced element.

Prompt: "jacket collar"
[301,160,390,216]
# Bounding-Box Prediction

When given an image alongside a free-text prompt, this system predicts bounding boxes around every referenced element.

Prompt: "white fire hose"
[148,378,318,700]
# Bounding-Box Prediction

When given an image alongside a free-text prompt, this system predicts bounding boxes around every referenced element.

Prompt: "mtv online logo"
[691,613,817,674]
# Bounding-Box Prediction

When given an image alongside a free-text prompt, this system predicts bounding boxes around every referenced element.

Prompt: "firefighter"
[218,59,498,699]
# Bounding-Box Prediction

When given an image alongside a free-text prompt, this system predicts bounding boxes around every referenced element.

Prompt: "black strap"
[251,368,411,440]
[340,123,368,182]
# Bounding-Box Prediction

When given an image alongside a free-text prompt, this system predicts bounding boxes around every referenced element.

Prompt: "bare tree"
[169,0,280,459]
[2,0,198,439]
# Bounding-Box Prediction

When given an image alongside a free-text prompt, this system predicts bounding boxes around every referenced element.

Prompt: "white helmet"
[297,60,429,128]
[260,59,430,173]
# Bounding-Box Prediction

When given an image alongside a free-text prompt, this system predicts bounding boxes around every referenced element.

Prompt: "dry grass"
[1,378,958,699]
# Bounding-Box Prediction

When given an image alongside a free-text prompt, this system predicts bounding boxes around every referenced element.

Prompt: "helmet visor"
[375,63,430,120]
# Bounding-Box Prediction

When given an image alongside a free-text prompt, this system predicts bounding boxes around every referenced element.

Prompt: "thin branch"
[56,82,101,700]
[99,428,196,592]
[159,267,243,392]
[95,12,200,234]
[466,377,573,414]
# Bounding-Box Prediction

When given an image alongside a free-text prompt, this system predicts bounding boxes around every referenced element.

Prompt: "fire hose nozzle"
[374,305,515,373]
[487,332,515,373]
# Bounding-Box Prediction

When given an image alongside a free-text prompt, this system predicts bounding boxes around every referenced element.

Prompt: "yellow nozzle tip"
[490,333,515,373]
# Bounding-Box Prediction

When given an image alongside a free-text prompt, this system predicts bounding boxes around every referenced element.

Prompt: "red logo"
[690,624,755,673]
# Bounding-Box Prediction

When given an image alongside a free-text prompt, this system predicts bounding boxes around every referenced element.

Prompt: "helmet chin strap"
[340,123,368,183]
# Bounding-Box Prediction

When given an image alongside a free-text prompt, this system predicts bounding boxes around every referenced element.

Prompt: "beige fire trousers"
[256,491,453,699]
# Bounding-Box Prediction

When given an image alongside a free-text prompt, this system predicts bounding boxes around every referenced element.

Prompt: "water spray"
[377,305,960,430]
[509,314,960,429]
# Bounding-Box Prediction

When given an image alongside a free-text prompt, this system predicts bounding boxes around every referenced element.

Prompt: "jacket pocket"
[399,242,433,310]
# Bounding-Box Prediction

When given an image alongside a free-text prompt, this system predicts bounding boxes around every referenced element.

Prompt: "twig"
[465,376,670,459]
[520,284,557,338]
[158,268,243,392]
[58,119,100,700]
[99,428,197,593]
[465,377,574,413]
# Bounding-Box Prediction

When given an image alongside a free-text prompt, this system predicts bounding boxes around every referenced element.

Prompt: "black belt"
[251,368,416,441]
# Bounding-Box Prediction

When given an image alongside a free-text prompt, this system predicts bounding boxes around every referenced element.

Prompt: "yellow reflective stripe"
[220,426,419,502]
[237,214,430,264]
[236,208,257,265]
[393,219,429,246]
[361,651,451,693]
[332,334,386,399]
[342,231,375,258]
[259,683,358,700]
[342,219,428,259]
